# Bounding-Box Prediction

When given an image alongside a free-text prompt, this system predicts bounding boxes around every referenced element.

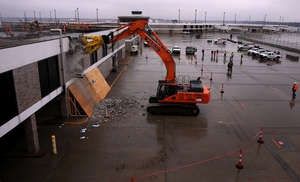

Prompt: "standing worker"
[227,60,233,73]
[202,49,205,57]
[292,82,298,97]
[231,52,234,58]
[241,52,243,61]
[224,50,227,58]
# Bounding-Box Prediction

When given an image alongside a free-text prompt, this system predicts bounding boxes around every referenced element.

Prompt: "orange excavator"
[81,20,210,115]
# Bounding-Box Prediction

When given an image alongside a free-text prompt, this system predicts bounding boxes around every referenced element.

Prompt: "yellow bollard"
[52,135,57,154]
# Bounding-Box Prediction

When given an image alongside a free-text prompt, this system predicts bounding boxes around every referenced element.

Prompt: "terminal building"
[0,26,142,154]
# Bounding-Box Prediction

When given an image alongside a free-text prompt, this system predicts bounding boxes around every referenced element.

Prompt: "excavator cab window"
[158,84,177,100]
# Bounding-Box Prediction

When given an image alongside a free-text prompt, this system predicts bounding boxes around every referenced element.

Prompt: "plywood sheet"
[85,67,111,100]
[68,68,110,117]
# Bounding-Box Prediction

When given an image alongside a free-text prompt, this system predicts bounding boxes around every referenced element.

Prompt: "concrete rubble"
[87,95,146,127]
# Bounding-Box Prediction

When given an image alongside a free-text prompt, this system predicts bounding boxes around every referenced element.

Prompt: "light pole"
[223,12,225,25]
[279,16,281,26]
[96,8,98,22]
[264,15,267,25]
[75,10,77,21]
[195,9,197,23]
[33,11,36,20]
[54,9,56,24]
[205,12,206,23]
[235,14,236,24]
[77,8,79,22]
[39,12,41,21]
[24,11,27,22]
[50,11,52,21]
[178,10,180,23]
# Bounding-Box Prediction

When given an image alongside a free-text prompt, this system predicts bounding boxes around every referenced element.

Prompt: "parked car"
[186,46,197,55]
[207,37,212,42]
[260,52,281,60]
[214,38,226,45]
[237,43,255,51]
[172,46,181,54]
[247,47,262,55]
[182,31,190,35]
[255,49,269,57]
[131,45,138,54]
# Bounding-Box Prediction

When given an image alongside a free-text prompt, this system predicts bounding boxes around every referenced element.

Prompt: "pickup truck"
[237,44,255,51]
[214,38,226,44]
[186,46,197,55]
[253,49,268,57]
[247,47,263,56]
[260,52,281,60]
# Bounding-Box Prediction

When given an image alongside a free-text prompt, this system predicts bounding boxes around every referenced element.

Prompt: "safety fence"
[109,60,265,182]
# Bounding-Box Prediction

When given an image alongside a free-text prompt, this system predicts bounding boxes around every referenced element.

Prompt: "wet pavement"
[1,32,300,182]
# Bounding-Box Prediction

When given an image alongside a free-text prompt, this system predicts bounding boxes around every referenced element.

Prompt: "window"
[0,71,18,125]
[38,56,60,97]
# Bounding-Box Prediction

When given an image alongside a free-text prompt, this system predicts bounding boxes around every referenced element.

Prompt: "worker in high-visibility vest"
[292,82,298,97]
[241,52,243,61]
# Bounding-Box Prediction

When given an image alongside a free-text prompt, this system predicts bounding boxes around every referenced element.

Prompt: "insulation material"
[68,68,110,117]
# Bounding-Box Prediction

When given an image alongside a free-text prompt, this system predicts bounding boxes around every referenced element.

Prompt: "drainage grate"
[270,137,295,150]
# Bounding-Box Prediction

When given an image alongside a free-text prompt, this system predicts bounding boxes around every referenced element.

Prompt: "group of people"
[201,48,298,98]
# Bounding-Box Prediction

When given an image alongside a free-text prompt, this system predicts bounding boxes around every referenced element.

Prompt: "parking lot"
[1,32,300,182]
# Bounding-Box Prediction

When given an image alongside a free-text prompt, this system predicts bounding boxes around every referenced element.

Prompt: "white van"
[131,45,138,54]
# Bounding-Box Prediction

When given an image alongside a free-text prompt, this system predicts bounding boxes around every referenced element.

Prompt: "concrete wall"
[0,38,70,74]
[98,57,112,78]
[13,62,42,113]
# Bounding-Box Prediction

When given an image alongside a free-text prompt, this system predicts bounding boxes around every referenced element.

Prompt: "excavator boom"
[82,20,176,81]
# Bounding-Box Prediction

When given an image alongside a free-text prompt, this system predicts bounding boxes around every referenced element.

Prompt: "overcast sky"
[1,0,300,22]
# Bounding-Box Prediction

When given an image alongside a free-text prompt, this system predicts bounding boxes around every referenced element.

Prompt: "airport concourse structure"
[0,28,144,154]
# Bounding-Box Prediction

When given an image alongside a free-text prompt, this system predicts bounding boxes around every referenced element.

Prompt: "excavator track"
[147,103,200,116]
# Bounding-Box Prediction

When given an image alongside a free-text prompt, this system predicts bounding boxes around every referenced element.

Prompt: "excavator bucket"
[81,35,107,54]
[81,36,89,45]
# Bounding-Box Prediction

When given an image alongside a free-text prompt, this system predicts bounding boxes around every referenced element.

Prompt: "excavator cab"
[157,81,177,100]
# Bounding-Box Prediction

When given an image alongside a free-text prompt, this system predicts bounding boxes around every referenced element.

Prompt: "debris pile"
[88,95,146,125]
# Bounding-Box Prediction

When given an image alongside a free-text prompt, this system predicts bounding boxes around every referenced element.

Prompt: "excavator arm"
[81,20,176,81]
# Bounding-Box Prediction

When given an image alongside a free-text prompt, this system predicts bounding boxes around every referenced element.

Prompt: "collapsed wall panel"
[85,67,111,100]
[68,68,110,117]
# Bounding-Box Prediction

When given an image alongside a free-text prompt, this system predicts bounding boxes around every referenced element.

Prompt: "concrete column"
[60,95,69,119]
[24,114,40,154]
